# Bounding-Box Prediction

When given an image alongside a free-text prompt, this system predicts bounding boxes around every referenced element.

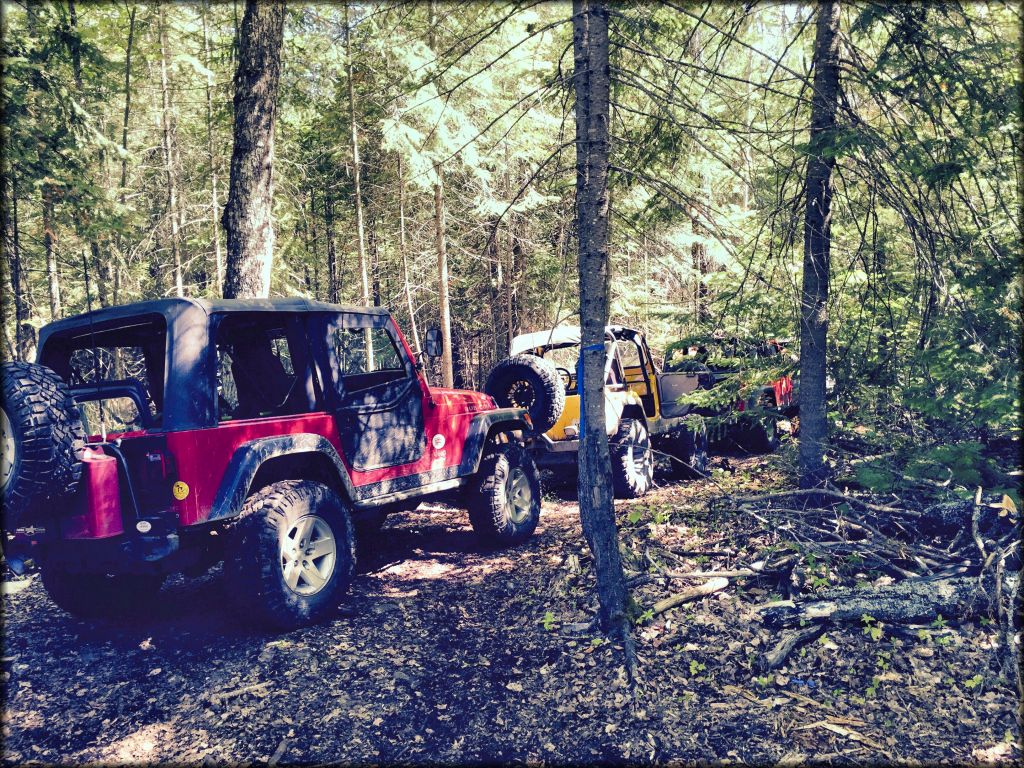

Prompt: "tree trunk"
[397,155,421,353]
[691,174,712,324]
[118,6,136,199]
[370,220,381,307]
[222,0,285,299]
[687,24,713,324]
[434,163,454,388]
[572,0,632,647]
[203,0,224,295]
[158,5,184,298]
[345,3,370,308]
[503,223,526,355]
[345,3,373,364]
[2,171,27,360]
[68,0,83,90]
[43,185,60,320]
[490,225,506,362]
[308,187,322,300]
[798,0,841,489]
[324,192,339,303]
[67,0,110,307]
[112,4,136,307]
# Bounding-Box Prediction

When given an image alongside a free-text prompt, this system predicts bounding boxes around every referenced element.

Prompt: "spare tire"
[484,354,566,433]
[1,361,86,527]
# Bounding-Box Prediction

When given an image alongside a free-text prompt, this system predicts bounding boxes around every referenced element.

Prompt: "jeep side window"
[616,339,642,369]
[605,341,624,386]
[331,326,406,392]
[214,315,312,421]
[40,315,167,433]
[68,345,157,430]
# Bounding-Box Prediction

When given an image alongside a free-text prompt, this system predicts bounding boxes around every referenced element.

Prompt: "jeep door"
[319,313,426,471]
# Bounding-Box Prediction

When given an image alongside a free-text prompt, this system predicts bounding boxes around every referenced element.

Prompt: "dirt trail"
[2,456,1020,765]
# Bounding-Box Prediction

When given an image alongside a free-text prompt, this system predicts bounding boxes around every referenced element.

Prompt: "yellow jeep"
[484,325,713,498]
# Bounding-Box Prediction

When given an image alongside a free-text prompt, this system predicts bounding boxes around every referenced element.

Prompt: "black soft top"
[39,297,388,340]
[37,297,392,431]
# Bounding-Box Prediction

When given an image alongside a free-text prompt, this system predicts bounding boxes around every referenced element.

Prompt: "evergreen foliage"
[1,2,1019,493]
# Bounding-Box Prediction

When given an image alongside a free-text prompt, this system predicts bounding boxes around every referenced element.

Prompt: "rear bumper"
[7,522,211,576]
[533,435,579,469]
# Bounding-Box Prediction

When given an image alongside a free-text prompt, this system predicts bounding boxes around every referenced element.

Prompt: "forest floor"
[2,441,1021,766]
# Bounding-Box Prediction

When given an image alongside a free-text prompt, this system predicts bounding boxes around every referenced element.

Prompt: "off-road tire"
[484,354,565,433]
[664,421,710,480]
[1,361,85,526]
[41,564,163,620]
[224,480,356,630]
[467,442,541,546]
[742,393,781,453]
[611,419,654,498]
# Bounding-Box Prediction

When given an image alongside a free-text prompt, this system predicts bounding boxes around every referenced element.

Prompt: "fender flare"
[458,408,532,476]
[208,434,355,522]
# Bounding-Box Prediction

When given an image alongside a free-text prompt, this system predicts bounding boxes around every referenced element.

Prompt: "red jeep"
[663,335,797,452]
[1,298,539,628]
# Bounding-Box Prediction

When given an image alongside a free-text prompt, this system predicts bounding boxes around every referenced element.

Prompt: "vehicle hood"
[428,387,496,414]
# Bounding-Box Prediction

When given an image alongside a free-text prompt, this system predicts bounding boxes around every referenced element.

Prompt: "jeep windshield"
[39,314,167,434]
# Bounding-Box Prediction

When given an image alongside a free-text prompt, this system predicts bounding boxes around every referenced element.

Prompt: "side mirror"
[424,326,443,358]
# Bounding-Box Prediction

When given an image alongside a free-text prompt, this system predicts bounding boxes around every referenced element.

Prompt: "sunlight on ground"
[378,554,518,584]
[97,721,175,764]
[379,559,455,581]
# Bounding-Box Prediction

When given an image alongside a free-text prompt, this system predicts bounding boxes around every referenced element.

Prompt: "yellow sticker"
[172,481,190,501]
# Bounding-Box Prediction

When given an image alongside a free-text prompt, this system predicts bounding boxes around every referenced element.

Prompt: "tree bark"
[118,6,136,199]
[308,186,322,300]
[324,192,339,303]
[2,170,27,360]
[487,219,506,363]
[158,5,184,298]
[43,185,60,320]
[68,0,83,90]
[572,0,632,647]
[203,0,224,295]
[397,154,421,353]
[68,0,112,307]
[508,230,523,356]
[691,174,712,324]
[369,220,381,307]
[759,577,985,628]
[345,2,370,310]
[434,162,454,388]
[113,4,136,307]
[798,0,841,489]
[222,0,285,299]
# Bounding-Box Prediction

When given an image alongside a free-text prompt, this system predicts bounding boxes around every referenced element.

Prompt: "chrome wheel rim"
[507,467,533,525]
[0,407,15,490]
[280,515,337,596]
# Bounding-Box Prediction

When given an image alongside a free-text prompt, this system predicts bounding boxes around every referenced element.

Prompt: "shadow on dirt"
[10,506,523,651]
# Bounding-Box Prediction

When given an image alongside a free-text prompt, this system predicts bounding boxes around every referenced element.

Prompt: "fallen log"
[650,577,730,617]
[758,624,827,671]
[665,568,761,580]
[758,577,984,628]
